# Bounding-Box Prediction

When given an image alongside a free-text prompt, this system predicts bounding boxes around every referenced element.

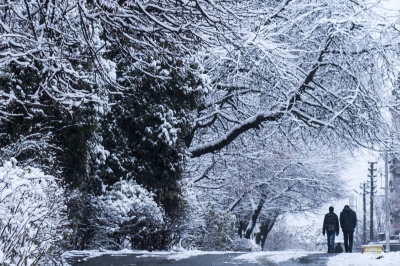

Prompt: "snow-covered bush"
[178,185,241,251]
[66,179,166,250]
[0,159,65,265]
[196,204,237,251]
[231,238,260,252]
[93,179,165,250]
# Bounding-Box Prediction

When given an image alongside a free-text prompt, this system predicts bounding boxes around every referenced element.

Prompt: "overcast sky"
[383,0,400,9]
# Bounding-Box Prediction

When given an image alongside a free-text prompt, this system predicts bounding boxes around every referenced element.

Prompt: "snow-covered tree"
[263,217,295,251]
[0,159,65,265]
[194,204,237,251]
[179,0,399,250]
[186,0,395,157]
[1,0,400,253]
[183,126,345,249]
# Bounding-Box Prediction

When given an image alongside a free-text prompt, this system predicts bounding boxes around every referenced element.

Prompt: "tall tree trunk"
[260,218,277,250]
[245,197,265,239]
[238,220,248,238]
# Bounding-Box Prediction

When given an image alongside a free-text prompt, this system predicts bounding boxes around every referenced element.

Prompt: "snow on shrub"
[0,158,65,265]
[92,179,165,249]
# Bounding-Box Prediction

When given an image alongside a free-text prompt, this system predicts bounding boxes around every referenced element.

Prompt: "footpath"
[64,252,336,266]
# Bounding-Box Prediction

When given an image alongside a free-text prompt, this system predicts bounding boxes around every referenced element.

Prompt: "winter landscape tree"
[181,0,399,249]
[1,0,400,264]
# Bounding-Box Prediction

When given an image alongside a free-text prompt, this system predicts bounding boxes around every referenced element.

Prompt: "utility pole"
[368,162,377,242]
[360,182,368,244]
[385,152,390,252]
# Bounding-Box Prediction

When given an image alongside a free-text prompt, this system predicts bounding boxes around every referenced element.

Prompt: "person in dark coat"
[322,206,340,253]
[340,205,357,253]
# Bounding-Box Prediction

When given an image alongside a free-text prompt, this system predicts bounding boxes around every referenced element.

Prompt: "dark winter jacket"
[339,205,357,232]
[322,211,339,235]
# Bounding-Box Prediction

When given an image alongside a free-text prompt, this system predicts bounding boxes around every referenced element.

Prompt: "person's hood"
[343,206,352,212]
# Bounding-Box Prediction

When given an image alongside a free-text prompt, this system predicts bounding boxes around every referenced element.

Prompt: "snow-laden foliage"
[0,159,65,265]
[263,218,296,251]
[184,128,346,250]
[187,0,397,157]
[1,0,400,253]
[294,220,327,251]
[202,205,237,251]
[94,180,165,249]
[65,180,165,250]
[194,204,237,251]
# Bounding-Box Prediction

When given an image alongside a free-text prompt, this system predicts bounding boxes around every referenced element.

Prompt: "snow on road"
[62,249,400,266]
[327,252,400,266]
[235,250,319,263]
[235,250,400,265]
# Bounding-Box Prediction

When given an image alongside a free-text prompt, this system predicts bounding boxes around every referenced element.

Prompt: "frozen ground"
[62,249,400,266]
[235,251,400,265]
[326,252,400,266]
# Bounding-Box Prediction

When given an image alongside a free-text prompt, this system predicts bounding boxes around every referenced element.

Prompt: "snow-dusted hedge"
[179,201,237,251]
[0,159,65,265]
[93,179,165,249]
[66,179,166,250]
[199,205,237,251]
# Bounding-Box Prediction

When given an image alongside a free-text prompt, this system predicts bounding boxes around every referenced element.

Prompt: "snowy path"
[63,251,331,266]
[62,250,400,266]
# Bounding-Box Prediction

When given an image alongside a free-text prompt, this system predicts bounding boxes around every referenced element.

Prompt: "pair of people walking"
[322,205,357,253]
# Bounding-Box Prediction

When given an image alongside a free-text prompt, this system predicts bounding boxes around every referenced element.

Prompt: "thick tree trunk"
[238,220,248,238]
[260,219,277,251]
[245,198,265,239]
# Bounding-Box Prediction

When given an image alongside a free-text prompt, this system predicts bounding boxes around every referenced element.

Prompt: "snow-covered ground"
[235,251,400,265]
[326,252,400,266]
[234,250,319,264]
[62,249,400,266]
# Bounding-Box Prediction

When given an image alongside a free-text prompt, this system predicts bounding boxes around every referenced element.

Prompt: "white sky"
[381,0,400,10]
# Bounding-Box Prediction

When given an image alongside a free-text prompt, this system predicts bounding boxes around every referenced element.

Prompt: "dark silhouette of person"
[340,205,357,253]
[322,206,339,253]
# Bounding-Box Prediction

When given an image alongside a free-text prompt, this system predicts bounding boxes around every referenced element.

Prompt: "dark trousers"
[343,231,354,252]
[326,231,336,252]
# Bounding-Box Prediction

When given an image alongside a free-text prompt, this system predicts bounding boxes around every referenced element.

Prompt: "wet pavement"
[64,252,337,266]
[279,253,337,266]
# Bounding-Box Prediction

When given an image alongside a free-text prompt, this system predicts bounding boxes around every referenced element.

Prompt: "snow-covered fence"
[0,159,65,265]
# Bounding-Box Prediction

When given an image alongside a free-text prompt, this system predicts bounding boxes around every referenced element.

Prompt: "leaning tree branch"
[188,36,333,158]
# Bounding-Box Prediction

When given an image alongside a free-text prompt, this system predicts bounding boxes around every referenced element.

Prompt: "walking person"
[340,205,357,253]
[322,206,339,253]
